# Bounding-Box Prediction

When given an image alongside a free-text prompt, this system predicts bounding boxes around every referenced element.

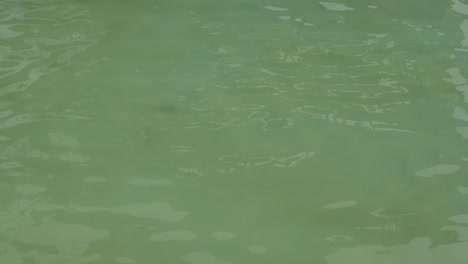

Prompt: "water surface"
[1,0,468,263]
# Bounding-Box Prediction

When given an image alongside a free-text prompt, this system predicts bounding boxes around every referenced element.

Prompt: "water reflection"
[326,237,468,264]
[1,0,468,263]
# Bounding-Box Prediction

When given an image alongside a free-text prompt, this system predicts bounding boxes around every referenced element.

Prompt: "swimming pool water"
[1,0,468,263]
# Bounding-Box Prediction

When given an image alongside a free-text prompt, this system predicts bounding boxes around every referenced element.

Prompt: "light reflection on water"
[1,0,468,263]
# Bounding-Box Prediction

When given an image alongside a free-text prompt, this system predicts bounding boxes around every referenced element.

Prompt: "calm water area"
[1,0,468,263]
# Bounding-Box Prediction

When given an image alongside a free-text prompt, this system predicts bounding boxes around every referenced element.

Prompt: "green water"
[1,0,468,263]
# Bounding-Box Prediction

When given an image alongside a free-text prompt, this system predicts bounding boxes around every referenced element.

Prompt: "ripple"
[210,231,237,240]
[64,202,190,222]
[264,6,289,12]
[0,161,23,169]
[414,164,461,177]
[248,245,267,254]
[323,200,358,210]
[2,137,48,159]
[15,220,109,245]
[182,252,229,264]
[14,184,46,195]
[219,151,314,168]
[449,214,468,224]
[458,186,468,194]
[150,230,196,242]
[49,132,80,148]
[128,177,174,186]
[60,152,89,163]
[0,113,89,130]
[319,2,355,11]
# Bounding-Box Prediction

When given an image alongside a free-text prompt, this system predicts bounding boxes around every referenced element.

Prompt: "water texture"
[1,0,468,263]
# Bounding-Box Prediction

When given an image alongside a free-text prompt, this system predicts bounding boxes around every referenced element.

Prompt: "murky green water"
[1,0,468,263]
